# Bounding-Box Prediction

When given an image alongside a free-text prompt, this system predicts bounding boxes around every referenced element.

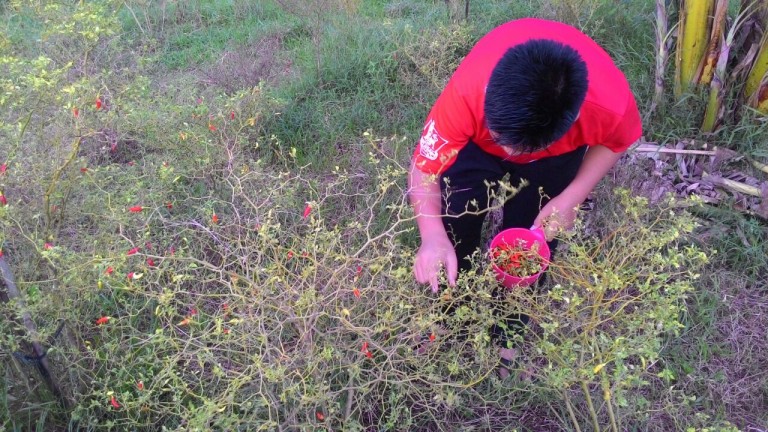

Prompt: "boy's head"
[484,39,588,153]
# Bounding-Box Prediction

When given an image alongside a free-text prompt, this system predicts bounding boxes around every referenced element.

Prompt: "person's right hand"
[413,236,458,293]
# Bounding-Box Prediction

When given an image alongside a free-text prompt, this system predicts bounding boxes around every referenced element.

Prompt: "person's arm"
[532,144,626,238]
[408,161,458,292]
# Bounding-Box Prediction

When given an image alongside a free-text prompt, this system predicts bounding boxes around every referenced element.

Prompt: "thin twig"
[344,374,355,420]
[44,136,81,235]
[602,376,619,432]
[563,391,584,432]
[581,381,601,432]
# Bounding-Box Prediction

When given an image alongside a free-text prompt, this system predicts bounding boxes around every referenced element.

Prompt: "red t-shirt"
[413,18,642,175]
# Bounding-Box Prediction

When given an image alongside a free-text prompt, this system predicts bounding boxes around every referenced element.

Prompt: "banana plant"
[744,26,768,112]
[673,0,716,98]
[663,0,768,131]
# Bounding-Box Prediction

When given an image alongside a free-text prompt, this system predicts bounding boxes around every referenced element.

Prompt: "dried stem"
[581,381,601,431]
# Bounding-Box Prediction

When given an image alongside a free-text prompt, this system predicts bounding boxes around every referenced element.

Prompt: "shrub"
[2,116,710,429]
[0,1,723,430]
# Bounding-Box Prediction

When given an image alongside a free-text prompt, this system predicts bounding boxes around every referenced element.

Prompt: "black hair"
[484,39,589,153]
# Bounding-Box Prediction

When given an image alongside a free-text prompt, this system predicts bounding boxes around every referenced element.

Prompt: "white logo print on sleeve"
[419,119,448,161]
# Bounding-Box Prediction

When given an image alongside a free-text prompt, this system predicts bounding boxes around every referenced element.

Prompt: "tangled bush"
[516,191,709,430]
[0,2,713,431]
[2,119,710,430]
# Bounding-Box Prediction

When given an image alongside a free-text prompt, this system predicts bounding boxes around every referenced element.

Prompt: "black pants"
[440,141,587,272]
[440,142,587,346]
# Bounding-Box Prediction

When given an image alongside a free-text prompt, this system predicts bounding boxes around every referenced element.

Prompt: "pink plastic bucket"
[489,227,551,288]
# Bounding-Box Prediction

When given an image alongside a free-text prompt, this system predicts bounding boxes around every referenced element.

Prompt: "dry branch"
[702,172,764,197]
[634,143,717,156]
[629,140,767,218]
[751,158,768,174]
[0,256,69,408]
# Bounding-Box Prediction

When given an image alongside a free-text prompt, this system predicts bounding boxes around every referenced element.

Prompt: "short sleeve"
[412,81,474,175]
[603,93,642,153]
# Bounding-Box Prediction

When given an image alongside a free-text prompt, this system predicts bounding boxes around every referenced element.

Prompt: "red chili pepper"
[189,308,198,316]
[361,341,368,352]
[137,381,144,391]
[365,350,373,359]
[165,202,173,210]
[287,251,293,260]
[0,164,6,174]
[178,317,191,326]
[146,258,156,267]
[429,333,436,342]
[127,272,134,280]
[352,287,360,298]
[208,123,217,132]
[110,395,120,409]
[105,266,114,275]
[230,111,235,120]
[510,252,522,268]
[303,204,311,218]
[355,265,363,275]
[212,214,219,224]
[95,98,102,110]
[80,167,88,173]
[129,206,143,213]
[96,316,109,325]
[127,247,139,256]
[44,243,53,250]
[73,107,79,118]
[316,411,325,421]
[0,195,7,206]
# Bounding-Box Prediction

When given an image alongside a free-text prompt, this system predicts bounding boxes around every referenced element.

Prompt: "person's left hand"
[532,194,581,240]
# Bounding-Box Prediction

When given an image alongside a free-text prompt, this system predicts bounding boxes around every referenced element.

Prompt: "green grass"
[122,0,541,168]
[691,205,768,280]
[118,0,286,70]
[263,22,425,165]
[2,9,43,49]
[258,1,543,167]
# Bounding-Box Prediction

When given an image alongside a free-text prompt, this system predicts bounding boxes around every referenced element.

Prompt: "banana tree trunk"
[697,0,729,85]
[745,31,768,112]
[675,0,715,98]
[701,1,768,130]
[700,0,731,132]
[701,35,729,132]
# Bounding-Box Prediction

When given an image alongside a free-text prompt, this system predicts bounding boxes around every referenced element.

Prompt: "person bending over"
[408,18,642,367]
